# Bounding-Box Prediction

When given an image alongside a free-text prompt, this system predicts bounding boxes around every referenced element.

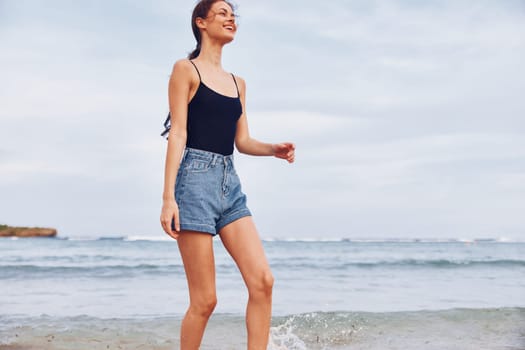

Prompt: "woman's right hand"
[160,198,180,240]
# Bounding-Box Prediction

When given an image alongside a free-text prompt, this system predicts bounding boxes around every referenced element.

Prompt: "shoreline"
[1,307,524,350]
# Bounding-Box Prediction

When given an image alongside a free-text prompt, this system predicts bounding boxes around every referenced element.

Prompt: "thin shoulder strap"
[189,60,201,82]
[231,73,240,97]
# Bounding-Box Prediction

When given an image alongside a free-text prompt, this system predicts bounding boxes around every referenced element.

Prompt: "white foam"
[268,316,307,350]
[263,237,344,242]
[262,237,525,243]
[64,237,96,241]
[124,235,172,242]
[56,235,525,243]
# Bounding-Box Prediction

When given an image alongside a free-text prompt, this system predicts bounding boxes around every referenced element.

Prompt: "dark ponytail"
[187,0,236,59]
[188,42,201,60]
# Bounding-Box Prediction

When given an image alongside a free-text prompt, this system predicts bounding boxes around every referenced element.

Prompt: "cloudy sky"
[1,0,524,240]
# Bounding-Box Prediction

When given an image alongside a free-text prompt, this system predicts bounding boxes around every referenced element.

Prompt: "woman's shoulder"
[171,59,194,75]
[170,59,199,85]
[232,73,245,83]
[232,73,246,94]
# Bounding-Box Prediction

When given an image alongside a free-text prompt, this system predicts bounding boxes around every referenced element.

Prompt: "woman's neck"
[196,40,224,70]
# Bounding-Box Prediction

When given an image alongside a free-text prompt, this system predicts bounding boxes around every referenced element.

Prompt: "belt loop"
[211,154,217,166]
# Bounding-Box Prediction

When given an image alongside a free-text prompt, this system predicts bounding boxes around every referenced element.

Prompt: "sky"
[1,0,524,240]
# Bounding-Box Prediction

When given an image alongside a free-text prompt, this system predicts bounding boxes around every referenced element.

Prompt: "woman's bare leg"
[219,216,274,350]
[177,230,217,350]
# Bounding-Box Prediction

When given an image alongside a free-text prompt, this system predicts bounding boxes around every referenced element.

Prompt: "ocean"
[0,235,524,349]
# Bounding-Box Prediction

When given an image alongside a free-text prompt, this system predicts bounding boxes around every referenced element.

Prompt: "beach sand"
[1,307,524,349]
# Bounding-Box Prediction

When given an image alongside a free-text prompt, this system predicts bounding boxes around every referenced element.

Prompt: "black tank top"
[160,60,242,156]
[186,61,242,155]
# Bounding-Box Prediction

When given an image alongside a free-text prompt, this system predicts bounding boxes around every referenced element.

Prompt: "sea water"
[1,236,524,349]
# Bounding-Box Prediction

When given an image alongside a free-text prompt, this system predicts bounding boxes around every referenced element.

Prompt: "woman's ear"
[196,17,207,30]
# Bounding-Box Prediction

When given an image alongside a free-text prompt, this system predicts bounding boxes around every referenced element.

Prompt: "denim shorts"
[171,147,252,236]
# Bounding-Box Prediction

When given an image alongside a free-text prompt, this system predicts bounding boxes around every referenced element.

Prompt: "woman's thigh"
[218,217,272,287]
[177,230,217,302]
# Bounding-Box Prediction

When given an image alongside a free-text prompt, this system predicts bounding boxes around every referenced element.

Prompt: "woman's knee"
[248,270,274,298]
[189,294,217,317]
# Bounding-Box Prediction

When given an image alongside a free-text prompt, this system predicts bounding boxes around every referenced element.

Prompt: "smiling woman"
[188,0,239,59]
[158,1,295,349]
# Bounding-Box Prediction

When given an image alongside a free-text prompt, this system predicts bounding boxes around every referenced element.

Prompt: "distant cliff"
[0,224,57,238]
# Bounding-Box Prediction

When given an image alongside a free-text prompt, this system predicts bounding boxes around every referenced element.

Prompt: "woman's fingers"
[160,204,181,240]
[161,216,172,235]
[164,217,179,240]
[272,142,295,162]
[284,143,295,162]
[172,210,180,232]
[168,230,180,240]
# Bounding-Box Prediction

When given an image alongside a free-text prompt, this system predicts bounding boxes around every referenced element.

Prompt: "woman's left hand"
[272,142,295,163]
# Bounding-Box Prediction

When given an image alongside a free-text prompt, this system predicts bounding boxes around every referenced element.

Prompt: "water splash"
[269,316,307,350]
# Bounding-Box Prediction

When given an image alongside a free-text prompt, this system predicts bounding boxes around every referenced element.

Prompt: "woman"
[159,1,295,349]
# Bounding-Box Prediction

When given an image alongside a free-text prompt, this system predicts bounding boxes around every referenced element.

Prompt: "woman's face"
[201,1,237,43]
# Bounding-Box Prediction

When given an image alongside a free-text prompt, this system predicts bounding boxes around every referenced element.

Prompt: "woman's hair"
[188,0,236,59]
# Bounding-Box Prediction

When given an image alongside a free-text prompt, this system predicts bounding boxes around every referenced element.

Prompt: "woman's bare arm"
[161,60,195,236]
[234,76,295,163]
